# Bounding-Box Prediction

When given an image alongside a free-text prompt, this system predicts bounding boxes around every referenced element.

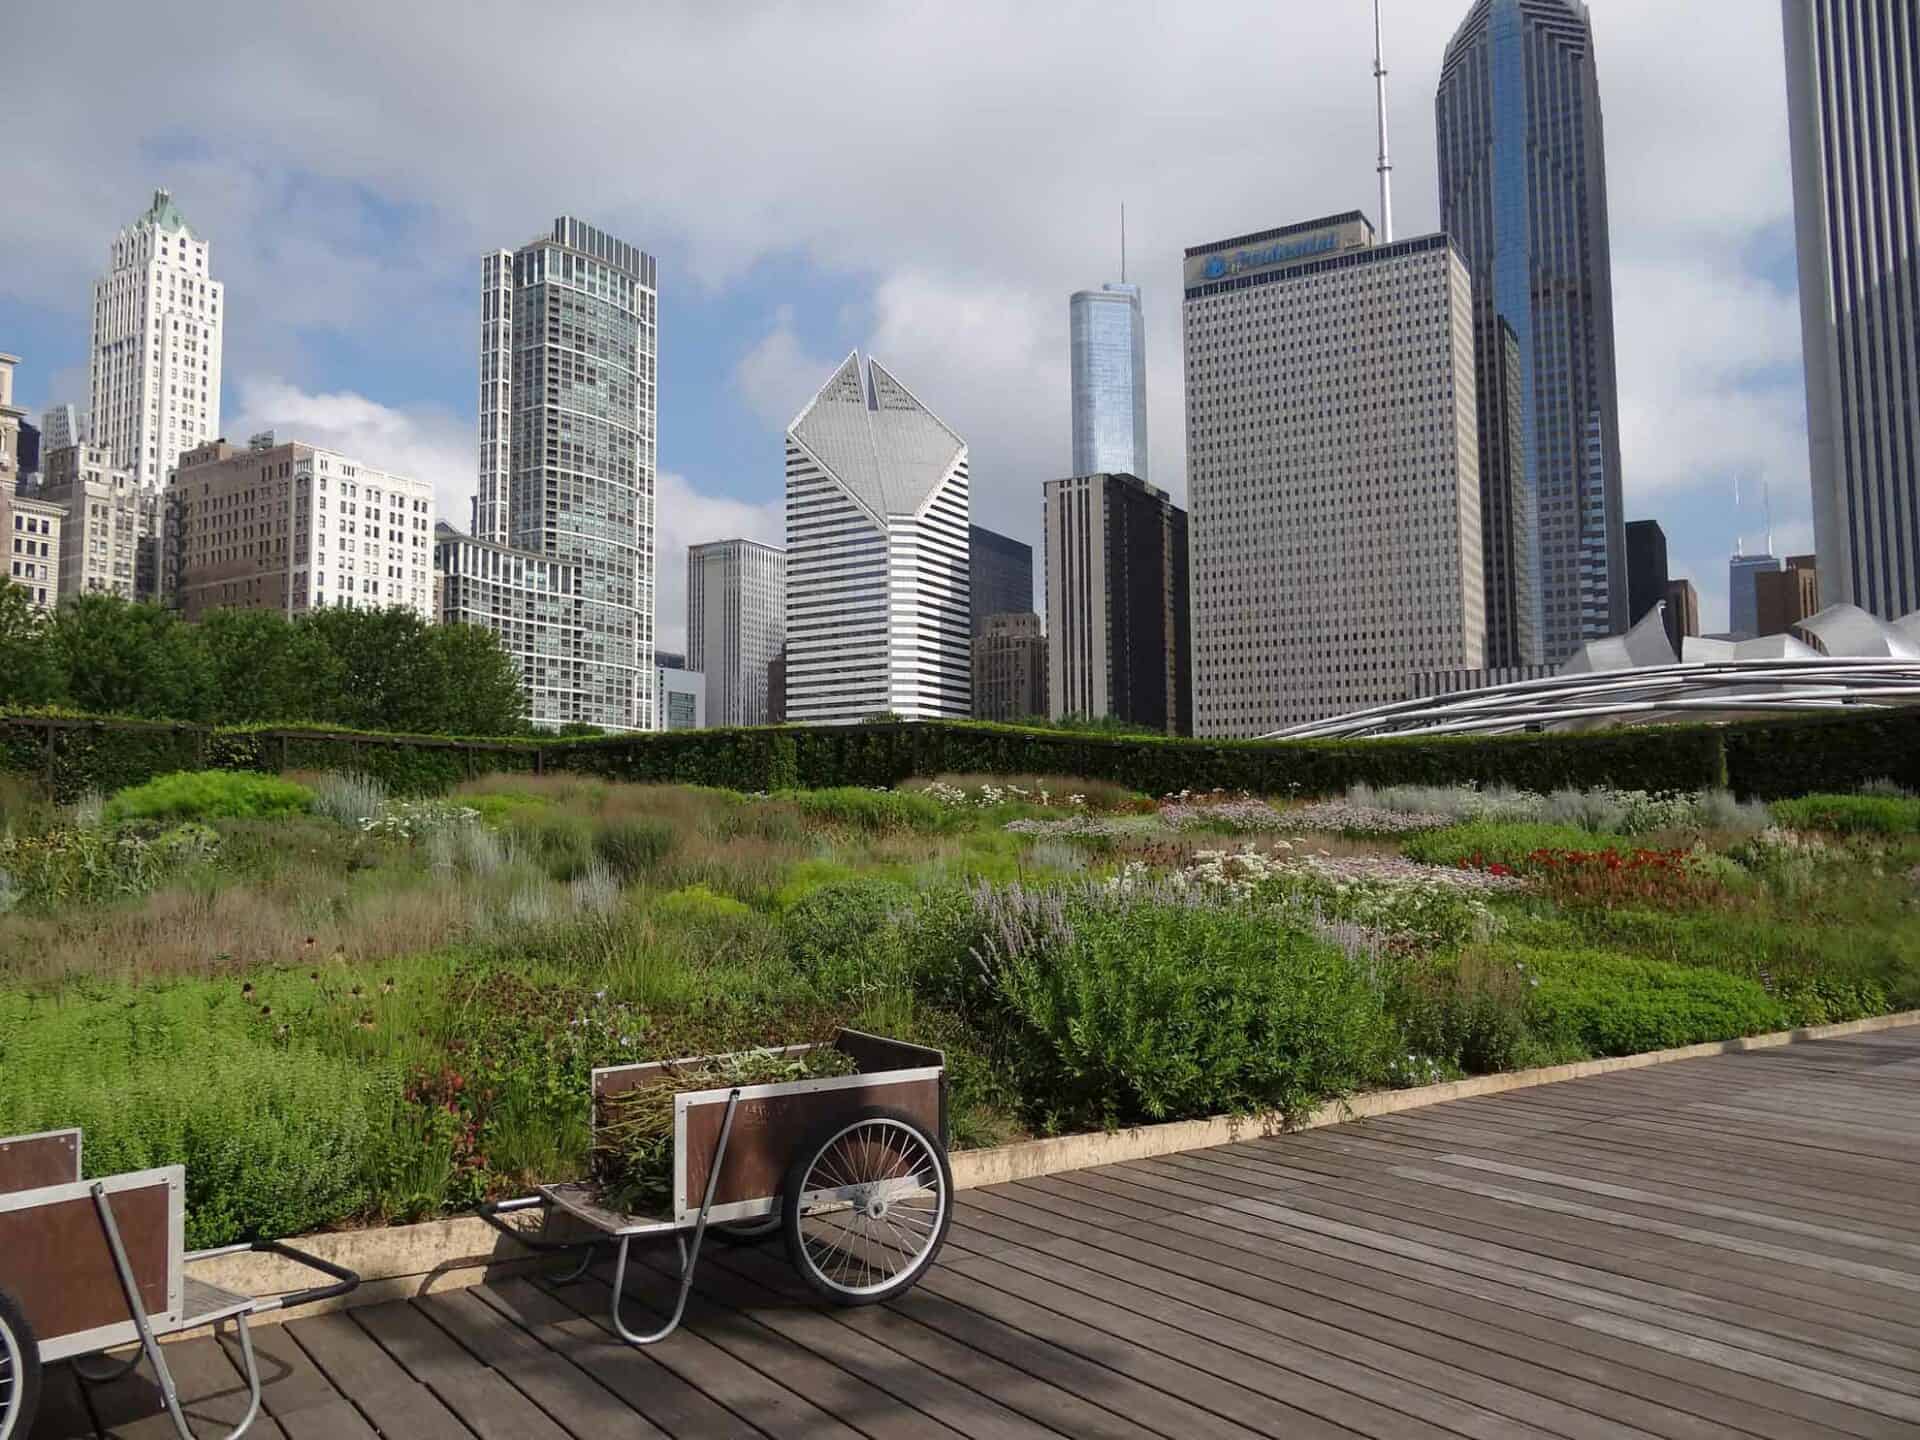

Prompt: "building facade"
[1756,554,1821,637]
[7,495,64,611]
[1183,215,1485,736]
[41,444,144,602]
[1664,578,1701,652]
[40,404,85,456]
[686,538,785,727]
[1070,283,1149,479]
[656,664,705,730]
[434,522,586,730]
[1436,0,1627,664]
[0,353,24,497]
[88,190,223,489]
[784,352,970,724]
[1728,551,1785,639]
[478,218,658,731]
[1044,471,1190,735]
[1624,519,1669,628]
[972,610,1048,723]
[170,436,433,620]
[1784,0,1920,618]
[968,524,1033,634]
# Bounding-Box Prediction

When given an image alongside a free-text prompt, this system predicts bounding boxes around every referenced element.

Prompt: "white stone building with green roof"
[88,188,223,490]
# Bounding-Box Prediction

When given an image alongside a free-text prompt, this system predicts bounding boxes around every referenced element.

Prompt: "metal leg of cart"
[91,1183,264,1440]
[608,1088,741,1347]
[477,1194,601,1284]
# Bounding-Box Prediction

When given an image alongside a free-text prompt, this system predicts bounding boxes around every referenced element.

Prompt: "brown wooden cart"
[481,1029,952,1345]
[0,1128,358,1440]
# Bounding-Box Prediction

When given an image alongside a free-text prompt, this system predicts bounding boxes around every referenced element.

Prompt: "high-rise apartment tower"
[1184,213,1485,735]
[687,538,786,727]
[784,352,970,724]
[968,524,1033,634]
[1784,0,1920,618]
[1070,283,1149,480]
[1436,0,1626,664]
[88,190,223,488]
[477,218,658,730]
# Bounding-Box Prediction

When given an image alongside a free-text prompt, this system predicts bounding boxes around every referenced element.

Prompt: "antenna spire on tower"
[1373,0,1394,243]
[1120,203,1127,284]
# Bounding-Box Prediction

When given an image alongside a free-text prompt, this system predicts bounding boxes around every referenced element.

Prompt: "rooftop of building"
[134,188,199,240]
[1184,210,1371,259]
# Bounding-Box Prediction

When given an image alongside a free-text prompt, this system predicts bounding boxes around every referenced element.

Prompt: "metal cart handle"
[185,1240,361,1313]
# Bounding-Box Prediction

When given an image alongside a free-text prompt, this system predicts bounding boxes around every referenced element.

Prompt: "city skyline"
[0,1,1815,643]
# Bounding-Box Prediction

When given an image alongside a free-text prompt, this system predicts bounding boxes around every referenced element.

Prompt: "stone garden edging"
[178,1007,1920,1335]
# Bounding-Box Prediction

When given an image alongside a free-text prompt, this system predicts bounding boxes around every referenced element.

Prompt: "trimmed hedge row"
[5,707,1919,803]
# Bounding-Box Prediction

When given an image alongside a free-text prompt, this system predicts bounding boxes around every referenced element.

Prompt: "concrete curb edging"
[181,1007,1920,1333]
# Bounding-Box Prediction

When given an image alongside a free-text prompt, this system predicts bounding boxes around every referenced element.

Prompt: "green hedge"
[7,706,1920,804]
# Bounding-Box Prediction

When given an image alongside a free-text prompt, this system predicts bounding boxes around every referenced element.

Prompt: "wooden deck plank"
[81,1337,289,1440]
[283,1312,476,1440]
[353,1299,574,1440]
[134,1027,1920,1440]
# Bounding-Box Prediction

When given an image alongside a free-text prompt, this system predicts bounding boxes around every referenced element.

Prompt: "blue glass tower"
[1436,0,1626,666]
[1069,283,1148,480]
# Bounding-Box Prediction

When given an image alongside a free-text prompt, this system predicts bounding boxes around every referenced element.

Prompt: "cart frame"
[480,1028,951,1345]
[0,1127,359,1440]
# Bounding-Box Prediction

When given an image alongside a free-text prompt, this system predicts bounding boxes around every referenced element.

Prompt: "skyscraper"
[477,218,658,731]
[88,189,223,489]
[1784,0,1920,618]
[1624,519,1669,628]
[968,524,1033,634]
[687,537,785,727]
[1069,283,1148,479]
[973,611,1048,723]
[1183,214,1485,736]
[1044,471,1189,735]
[40,404,86,456]
[1730,551,1785,638]
[434,522,585,730]
[1436,0,1626,664]
[784,352,970,724]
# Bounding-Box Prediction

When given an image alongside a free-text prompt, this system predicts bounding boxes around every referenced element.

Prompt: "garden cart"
[480,1028,952,1345]
[0,1127,359,1440]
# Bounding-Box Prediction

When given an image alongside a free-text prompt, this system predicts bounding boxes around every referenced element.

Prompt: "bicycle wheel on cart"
[781,1105,951,1306]
[0,1284,40,1440]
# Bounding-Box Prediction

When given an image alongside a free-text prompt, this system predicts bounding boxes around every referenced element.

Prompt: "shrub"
[1770,793,1920,836]
[784,787,951,834]
[104,770,314,825]
[505,809,597,881]
[593,816,675,881]
[974,886,1390,1128]
[0,823,220,910]
[783,879,916,999]
[310,770,388,827]
[1402,821,1605,870]
[653,884,753,923]
[1520,947,1786,1058]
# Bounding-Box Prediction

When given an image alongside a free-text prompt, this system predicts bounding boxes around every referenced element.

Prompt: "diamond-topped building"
[783,353,971,724]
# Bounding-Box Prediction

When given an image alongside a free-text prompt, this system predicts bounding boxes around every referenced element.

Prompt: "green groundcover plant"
[0,767,1909,1244]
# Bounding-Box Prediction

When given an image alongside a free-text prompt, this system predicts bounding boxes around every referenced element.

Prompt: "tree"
[427,623,528,735]
[46,594,213,720]
[298,606,444,732]
[199,608,345,725]
[0,584,64,708]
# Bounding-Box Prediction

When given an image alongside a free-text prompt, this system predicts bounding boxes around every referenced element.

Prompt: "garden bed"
[3,768,1918,1251]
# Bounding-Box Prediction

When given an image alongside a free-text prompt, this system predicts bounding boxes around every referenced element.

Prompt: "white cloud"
[10,0,1815,629]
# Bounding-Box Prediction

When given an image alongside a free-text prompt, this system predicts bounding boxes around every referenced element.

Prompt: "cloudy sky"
[3,0,1804,645]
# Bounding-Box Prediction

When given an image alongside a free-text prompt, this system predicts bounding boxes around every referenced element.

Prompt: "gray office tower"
[1436,0,1627,665]
[1785,1,1920,618]
[968,524,1034,633]
[1729,551,1784,639]
[478,218,657,731]
[1070,284,1148,479]
[687,538,785,727]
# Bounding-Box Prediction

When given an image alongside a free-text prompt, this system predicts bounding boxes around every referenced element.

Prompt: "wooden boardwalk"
[33,1027,1920,1439]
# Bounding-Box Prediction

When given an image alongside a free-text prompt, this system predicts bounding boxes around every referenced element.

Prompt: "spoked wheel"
[0,1284,40,1440]
[781,1106,951,1306]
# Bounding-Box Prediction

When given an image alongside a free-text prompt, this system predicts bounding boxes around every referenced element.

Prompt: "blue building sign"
[1201,229,1339,280]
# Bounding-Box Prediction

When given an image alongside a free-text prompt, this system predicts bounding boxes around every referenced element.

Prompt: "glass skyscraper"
[1785,0,1920,619]
[478,218,658,731]
[1436,0,1627,666]
[1069,283,1148,479]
